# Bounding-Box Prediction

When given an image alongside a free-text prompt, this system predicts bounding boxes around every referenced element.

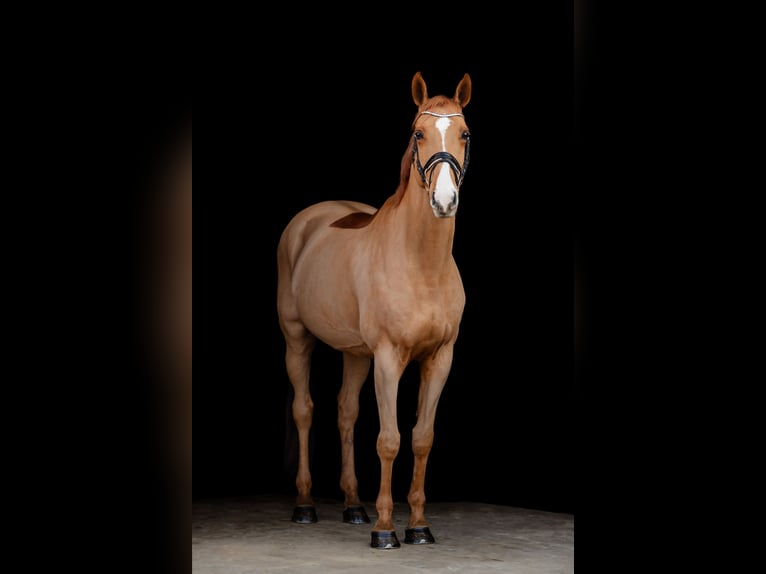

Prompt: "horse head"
[410,72,472,218]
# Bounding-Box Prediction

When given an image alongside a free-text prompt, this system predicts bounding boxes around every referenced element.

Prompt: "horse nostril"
[450,193,458,208]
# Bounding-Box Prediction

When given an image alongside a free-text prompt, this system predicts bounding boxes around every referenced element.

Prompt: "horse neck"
[375,172,456,278]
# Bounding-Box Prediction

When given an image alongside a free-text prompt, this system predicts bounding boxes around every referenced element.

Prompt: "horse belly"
[301,312,371,356]
[292,257,371,356]
[302,311,371,356]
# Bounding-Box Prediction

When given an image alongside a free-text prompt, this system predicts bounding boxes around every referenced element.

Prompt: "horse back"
[278,200,375,271]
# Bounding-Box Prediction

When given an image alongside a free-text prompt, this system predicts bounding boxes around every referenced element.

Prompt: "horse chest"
[403,308,453,347]
[371,288,461,351]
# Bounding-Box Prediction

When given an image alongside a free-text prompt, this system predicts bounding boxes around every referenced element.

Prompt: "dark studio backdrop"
[26,6,757,572]
[41,5,757,572]
[194,17,575,516]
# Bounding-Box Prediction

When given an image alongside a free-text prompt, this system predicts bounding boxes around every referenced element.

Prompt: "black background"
[18,3,761,573]
[194,20,575,514]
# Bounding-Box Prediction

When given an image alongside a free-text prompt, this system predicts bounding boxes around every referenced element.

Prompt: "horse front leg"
[370,344,407,549]
[405,343,454,545]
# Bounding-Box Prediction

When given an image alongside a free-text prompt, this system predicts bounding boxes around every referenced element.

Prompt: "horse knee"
[337,400,359,428]
[412,430,434,457]
[377,430,400,459]
[292,398,314,426]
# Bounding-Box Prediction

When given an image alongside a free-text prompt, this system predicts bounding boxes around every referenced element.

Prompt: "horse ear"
[412,72,428,106]
[454,73,472,108]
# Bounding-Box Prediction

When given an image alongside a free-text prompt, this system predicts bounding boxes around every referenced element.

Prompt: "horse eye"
[462,131,471,140]
[414,131,424,140]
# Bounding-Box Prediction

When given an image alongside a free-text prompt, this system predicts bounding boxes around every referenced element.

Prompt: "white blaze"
[435,116,451,149]
[432,116,458,213]
[433,164,456,210]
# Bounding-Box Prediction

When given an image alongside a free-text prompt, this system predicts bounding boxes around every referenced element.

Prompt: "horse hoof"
[291,505,318,523]
[370,530,400,549]
[343,505,370,524]
[404,526,435,544]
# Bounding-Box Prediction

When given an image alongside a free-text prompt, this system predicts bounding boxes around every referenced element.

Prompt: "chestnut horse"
[277,72,471,549]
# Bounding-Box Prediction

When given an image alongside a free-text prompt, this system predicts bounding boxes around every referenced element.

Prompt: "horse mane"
[330,95,460,229]
[389,138,416,208]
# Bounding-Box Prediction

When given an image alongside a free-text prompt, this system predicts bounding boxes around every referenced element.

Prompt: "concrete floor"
[193,495,573,573]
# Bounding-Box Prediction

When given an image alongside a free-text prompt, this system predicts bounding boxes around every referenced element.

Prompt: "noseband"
[412,111,471,189]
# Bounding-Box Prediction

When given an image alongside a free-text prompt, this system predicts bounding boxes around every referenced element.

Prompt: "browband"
[417,111,464,118]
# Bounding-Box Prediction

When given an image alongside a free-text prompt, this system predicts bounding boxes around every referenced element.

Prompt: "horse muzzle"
[430,189,459,218]
[429,160,460,218]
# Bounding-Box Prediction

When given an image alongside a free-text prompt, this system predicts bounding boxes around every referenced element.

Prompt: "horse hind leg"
[338,352,371,524]
[283,325,318,523]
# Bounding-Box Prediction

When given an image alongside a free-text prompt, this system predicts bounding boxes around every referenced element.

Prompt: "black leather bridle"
[412,111,471,189]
